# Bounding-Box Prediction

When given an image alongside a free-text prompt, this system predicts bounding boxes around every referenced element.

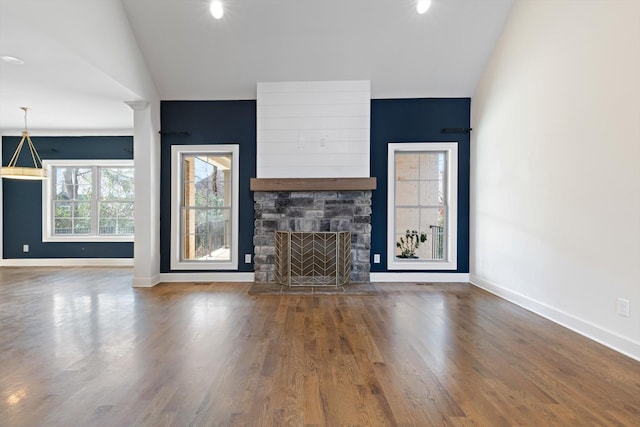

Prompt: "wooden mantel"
[250,177,376,192]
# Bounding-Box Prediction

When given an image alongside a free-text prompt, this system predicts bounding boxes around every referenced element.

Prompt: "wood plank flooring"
[0,267,638,426]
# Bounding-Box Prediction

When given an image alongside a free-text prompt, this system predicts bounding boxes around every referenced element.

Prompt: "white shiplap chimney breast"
[256,80,370,178]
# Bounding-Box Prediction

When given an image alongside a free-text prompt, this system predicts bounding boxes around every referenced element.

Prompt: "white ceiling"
[0,0,515,134]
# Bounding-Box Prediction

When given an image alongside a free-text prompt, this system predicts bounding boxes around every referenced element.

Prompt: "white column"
[126,100,160,287]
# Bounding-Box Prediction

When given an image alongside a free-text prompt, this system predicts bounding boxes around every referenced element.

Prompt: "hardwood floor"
[0,268,638,426]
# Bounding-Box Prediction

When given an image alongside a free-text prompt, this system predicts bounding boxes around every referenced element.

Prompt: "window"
[42,160,134,242]
[171,145,239,270]
[387,142,458,270]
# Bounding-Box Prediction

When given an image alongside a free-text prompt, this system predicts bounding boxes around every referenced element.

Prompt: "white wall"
[18,0,159,102]
[256,81,370,178]
[471,0,640,360]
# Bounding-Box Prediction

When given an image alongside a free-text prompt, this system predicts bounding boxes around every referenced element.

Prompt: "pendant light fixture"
[1,107,47,180]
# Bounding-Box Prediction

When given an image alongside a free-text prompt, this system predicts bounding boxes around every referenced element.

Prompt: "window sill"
[170,260,238,271]
[388,258,457,271]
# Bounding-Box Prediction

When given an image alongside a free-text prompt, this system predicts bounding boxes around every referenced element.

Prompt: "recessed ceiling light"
[1,56,24,65]
[417,0,432,14]
[210,1,224,19]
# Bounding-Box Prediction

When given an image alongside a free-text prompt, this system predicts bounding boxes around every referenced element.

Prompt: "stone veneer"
[253,191,372,283]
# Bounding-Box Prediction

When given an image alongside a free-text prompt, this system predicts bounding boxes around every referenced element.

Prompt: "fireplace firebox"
[274,231,351,287]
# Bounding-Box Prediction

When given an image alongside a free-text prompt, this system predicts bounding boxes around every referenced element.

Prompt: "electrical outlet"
[373,254,381,264]
[616,297,630,318]
[22,244,29,253]
[244,253,252,264]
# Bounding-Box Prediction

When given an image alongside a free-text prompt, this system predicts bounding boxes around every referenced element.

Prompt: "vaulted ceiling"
[0,0,514,133]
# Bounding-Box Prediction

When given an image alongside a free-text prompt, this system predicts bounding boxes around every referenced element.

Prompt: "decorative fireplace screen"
[274,231,351,287]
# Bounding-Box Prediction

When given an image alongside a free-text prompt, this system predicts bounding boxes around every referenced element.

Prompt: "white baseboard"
[370,272,470,283]
[158,272,255,283]
[470,274,640,362]
[133,274,161,288]
[0,258,133,267]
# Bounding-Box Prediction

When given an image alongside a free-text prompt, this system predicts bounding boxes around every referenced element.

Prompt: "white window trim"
[41,159,134,242]
[170,144,239,271]
[387,142,458,271]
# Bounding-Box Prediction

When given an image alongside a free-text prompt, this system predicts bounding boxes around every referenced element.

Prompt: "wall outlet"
[22,244,29,253]
[244,253,252,264]
[616,297,630,318]
[373,254,381,264]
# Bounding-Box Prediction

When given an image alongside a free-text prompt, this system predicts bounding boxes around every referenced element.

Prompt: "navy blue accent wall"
[159,98,469,274]
[370,98,470,273]
[2,136,133,259]
[160,101,257,273]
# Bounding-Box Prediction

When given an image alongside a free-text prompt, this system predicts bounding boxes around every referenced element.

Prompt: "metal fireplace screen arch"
[274,231,351,287]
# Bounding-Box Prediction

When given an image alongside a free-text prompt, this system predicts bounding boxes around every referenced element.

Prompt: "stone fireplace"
[252,81,374,284]
[251,178,375,284]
